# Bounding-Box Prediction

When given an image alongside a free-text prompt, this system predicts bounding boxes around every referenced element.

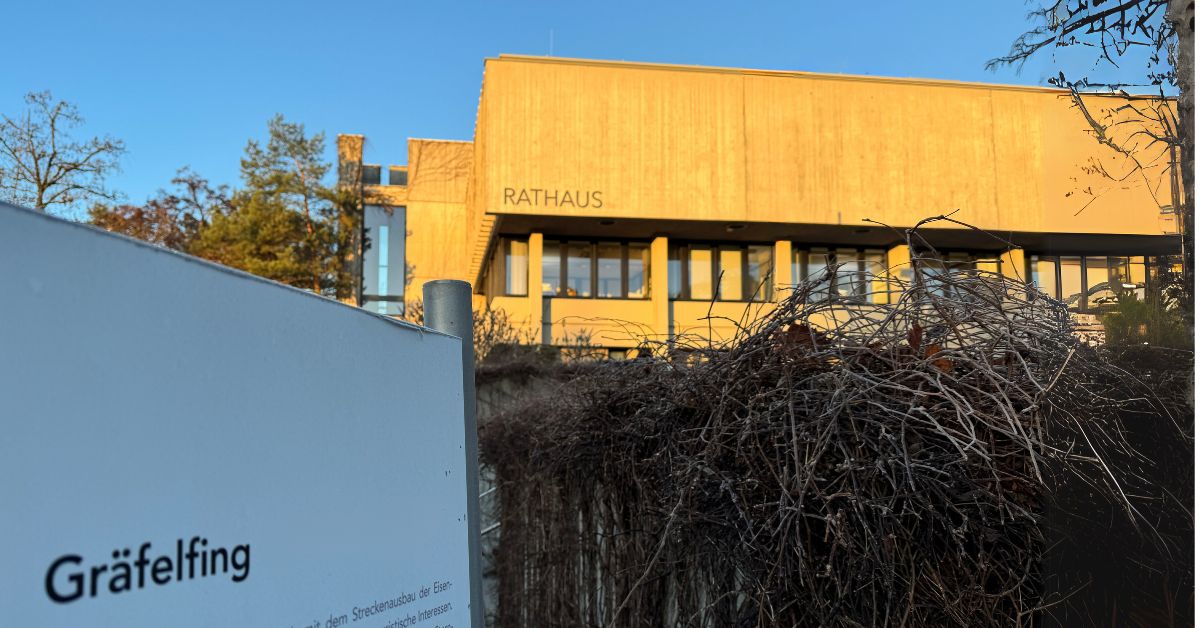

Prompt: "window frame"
[670,242,774,302]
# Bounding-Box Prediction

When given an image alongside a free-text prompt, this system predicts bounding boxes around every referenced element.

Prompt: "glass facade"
[669,243,773,301]
[361,205,406,316]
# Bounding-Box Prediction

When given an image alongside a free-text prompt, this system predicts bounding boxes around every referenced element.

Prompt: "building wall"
[405,139,475,292]
[467,56,1178,280]
[341,56,1179,350]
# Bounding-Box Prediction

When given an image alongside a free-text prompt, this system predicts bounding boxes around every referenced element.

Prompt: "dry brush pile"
[479,257,1192,627]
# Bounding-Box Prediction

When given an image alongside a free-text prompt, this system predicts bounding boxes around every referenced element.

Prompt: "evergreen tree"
[227,115,360,298]
[189,190,314,288]
[95,116,364,300]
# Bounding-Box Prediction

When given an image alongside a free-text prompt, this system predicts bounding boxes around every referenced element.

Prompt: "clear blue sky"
[1,0,1164,209]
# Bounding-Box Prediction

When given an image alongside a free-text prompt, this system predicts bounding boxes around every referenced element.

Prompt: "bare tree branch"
[0,91,125,214]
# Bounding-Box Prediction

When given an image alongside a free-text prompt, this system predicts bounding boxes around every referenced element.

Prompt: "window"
[1059,256,1084,309]
[669,243,773,301]
[543,242,561,296]
[486,238,530,297]
[377,225,390,314]
[361,164,381,185]
[566,242,593,297]
[505,239,528,296]
[668,248,683,299]
[911,250,1002,299]
[1029,255,1059,299]
[361,205,405,316]
[387,166,407,186]
[747,245,773,301]
[689,247,714,300]
[628,243,650,298]
[1085,256,1114,309]
[792,247,886,304]
[597,242,622,298]
[540,240,652,299]
[1123,256,1147,301]
[717,246,743,300]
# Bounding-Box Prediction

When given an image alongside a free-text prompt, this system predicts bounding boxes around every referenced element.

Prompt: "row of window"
[495,240,893,303]
[490,237,1175,312]
[488,238,650,299]
[541,240,651,298]
[667,244,774,301]
[794,248,888,304]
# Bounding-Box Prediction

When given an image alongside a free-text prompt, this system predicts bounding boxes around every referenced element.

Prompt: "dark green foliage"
[189,191,315,288]
[89,116,363,300]
[1102,295,1192,349]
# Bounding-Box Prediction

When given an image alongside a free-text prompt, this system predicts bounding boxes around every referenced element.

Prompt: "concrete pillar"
[885,244,911,304]
[336,134,364,185]
[1001,247,1027,282]
[651,236,670,343]
[337,134,367,306]
[773,240,792,302]
[528,233,544,344]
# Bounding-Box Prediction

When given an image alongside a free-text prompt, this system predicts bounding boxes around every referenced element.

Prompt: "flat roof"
[494,54,1174,99]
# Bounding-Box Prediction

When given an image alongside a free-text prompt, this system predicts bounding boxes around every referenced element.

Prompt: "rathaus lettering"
[503,188,603,209]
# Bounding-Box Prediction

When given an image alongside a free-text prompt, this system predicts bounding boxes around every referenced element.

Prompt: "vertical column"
[336,134,366,305]
[651,236,670,345]
[886,244,911,304]
[421,280,484,628]
[1001,247,1027,282]
[528,233,544,344]
[336,134,365,185]
[773,240,792,302]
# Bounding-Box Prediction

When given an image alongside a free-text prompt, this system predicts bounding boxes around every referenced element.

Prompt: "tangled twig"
[480,229,1192,627]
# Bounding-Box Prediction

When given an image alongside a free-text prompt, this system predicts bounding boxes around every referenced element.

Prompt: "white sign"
[0,203,471,627]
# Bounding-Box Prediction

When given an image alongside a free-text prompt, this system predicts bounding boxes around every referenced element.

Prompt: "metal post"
[422,280,483,628]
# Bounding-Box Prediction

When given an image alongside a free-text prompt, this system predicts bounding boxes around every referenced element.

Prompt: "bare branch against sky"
[0,91,125,215]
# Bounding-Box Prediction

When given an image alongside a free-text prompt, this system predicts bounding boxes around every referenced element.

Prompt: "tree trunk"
[1168,0,1194,308]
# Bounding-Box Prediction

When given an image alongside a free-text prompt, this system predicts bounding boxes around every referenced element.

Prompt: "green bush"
[1101,296,1192,349]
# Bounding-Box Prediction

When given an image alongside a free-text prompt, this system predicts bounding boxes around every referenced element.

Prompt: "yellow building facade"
[340,55,1181,351]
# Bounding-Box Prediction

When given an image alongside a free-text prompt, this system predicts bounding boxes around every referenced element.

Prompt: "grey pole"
[422,280,483,628]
